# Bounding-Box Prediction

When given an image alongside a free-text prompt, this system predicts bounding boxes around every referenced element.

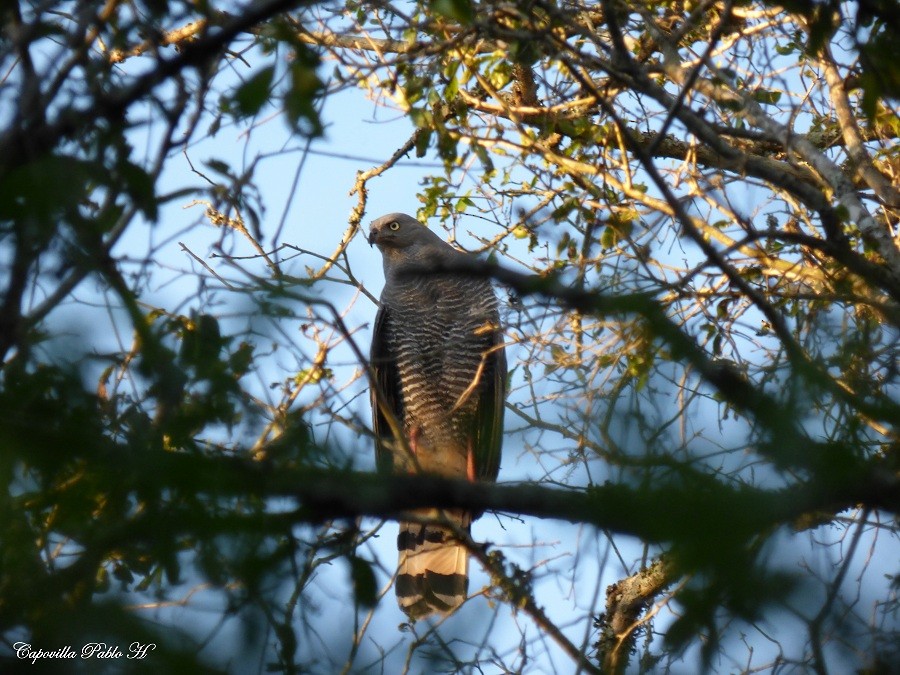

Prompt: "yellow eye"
[389,221,400,231]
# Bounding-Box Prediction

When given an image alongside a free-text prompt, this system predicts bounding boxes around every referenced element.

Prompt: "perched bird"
[368,213,506,619]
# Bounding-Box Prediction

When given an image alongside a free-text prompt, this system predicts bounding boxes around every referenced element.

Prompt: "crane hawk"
[368,213,506,619]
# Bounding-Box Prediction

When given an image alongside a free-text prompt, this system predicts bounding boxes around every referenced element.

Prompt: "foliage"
[1,0,898,673]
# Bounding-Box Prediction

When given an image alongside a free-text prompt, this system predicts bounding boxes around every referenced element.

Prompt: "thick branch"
[597,557,675,675]
[106,17,213,63]
[821,48,900,209]
[296,28,422,55]
[142,454,900,531]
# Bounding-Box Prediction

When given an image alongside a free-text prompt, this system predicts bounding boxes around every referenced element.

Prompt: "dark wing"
[473,319,506,482]
[370,304,403,474]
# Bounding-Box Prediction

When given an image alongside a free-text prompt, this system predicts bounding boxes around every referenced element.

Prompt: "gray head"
[368,213,460,279]
[368,213,446,250]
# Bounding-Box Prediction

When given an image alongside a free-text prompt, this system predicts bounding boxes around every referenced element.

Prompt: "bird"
[368,212,506,620]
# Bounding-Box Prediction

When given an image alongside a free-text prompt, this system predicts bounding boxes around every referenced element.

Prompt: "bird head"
[367,213,434,250]
[368,213,464,283]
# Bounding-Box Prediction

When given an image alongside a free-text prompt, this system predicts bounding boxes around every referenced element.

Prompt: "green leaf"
[118,160,158,220]
[0,154,100,224]
[233,66,275,117]
[600,226,615,250]
[445,74,460,99]
[408,107,433,129]
[752,89,782,105]
[716,298,732,320]
[415,129,432,157]
[473,143,494,175]
[857,30,900,118]
[204,158,232,176]
[229,342,254,378]
[179,313,224,378]
[430,0,474,24]
[284,50,324,136]
[455,196,474,213]
[348,556,378,608]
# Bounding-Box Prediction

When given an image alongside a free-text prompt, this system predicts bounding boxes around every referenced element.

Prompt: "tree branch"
[597,557,676,675]
[0,0,311,176]
[141,454,900,533]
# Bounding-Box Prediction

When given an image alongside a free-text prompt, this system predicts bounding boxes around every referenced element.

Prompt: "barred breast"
[383,273,499,475]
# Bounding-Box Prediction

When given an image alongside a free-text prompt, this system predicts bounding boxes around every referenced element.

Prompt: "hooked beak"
[367,228,377,247]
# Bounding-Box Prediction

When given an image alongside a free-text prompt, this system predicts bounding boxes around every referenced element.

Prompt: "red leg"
[409,426,421,457]
[406,426,421,474]
[466,439,476,481]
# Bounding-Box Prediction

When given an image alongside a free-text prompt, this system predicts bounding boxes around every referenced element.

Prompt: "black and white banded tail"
[396,513,471,619]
